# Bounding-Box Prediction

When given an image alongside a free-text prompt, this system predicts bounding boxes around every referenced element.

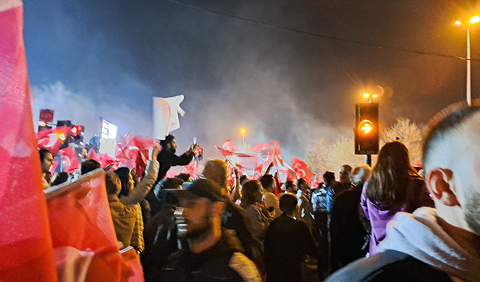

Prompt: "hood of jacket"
[377,207,480,282]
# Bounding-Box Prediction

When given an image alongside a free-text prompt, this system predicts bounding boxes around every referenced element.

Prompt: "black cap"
[171,179,225,203]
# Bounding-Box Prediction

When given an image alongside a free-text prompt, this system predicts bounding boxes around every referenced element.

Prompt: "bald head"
[422,99,480,235]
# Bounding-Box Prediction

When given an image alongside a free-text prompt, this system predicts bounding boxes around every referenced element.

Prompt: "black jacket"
[264,214,316,282]
[329,186,367,272]
[157,229,261,282]
[155,149,193,184]
[326,250,453,282]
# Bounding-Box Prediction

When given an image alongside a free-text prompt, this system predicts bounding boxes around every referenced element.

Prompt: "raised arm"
[120,146,160,206]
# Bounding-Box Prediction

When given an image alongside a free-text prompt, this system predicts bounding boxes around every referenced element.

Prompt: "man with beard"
[155,134,197,184]
[327,100,480,282]
[159,179,261,282]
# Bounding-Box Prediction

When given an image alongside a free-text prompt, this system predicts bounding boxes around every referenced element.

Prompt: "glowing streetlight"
[362,92,378,103]
[455,15,480,105]
[240,128,246,147]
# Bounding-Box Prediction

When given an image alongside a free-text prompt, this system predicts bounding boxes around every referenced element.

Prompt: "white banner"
[153,95,185,140]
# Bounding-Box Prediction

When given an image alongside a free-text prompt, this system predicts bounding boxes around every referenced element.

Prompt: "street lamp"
[362,92,378,103]
[240,128,246,148]
[455,15,480,106]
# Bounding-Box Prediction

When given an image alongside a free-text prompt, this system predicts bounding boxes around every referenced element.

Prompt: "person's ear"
[211,201,225,217]
[426,168,460,207]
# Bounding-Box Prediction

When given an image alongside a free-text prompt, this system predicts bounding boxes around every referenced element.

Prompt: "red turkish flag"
[88,149,100,162]
[291,157,315,182]
[221,138,238,152]
[36,126,71,156]
[0,3,57,281]
[59,147,80,173]
[45,170,134,281]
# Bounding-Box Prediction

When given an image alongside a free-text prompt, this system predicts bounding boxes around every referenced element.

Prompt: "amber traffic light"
[355,103,379,154]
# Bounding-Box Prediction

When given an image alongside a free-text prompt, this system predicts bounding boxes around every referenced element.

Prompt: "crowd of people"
[38,100,480,282]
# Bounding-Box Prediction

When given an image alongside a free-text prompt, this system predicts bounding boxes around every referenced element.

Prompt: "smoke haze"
[25,0,477,161]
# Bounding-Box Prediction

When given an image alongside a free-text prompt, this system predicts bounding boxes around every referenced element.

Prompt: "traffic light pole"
[365,154,372,167]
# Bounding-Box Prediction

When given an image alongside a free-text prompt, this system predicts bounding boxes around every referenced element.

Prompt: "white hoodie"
[377,207,480,282]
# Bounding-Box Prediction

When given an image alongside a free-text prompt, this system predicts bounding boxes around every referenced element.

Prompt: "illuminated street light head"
[372,94,378,99]
[470,15,480,24]
[240,128,246,134]
[363,92,370,99]
[455,20,462,26]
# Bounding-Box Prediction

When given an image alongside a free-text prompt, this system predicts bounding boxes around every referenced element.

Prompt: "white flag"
[153,95,186,140]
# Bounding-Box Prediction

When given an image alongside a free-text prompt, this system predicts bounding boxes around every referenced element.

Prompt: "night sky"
[24,0,480,160]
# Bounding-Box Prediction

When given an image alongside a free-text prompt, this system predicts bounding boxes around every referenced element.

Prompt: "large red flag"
[45,169,135,281]
[0,3,57,281]
[36,126,71,156]
[221,138,239,152]
[291,157,315,183]
[59,147,80,173]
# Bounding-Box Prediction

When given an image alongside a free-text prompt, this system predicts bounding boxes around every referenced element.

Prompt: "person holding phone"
[154,134,198,184]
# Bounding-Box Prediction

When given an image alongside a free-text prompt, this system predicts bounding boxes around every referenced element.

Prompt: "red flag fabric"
[221,138,238,152]
[36,126,71,156]
[291,157,315,183]
[120,247,144,282]
[0,3,57,281]
[59,147,80,173]
[255,163,263,178]
[50,160,59,175]
[88,149,100,163]
[216,147,259,171]
[45,169,133,281]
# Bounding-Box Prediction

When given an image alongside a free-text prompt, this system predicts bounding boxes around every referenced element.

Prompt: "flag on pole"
[221,138,239,152]
[0,2,57,281]
[45,169,133,282]
[36,126,71,156]
[153,95,185,140]
[291,157,315,183]
[59,147,80,173]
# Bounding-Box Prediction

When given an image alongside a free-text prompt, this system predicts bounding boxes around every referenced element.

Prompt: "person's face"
[127,174,135,191]
[339,167,352,183]
[299,182,308,192]
[240,178,249,187]
[168,138,177,153]
[288,183,297,194]
[175,198,213,239]
[42,152,54,174]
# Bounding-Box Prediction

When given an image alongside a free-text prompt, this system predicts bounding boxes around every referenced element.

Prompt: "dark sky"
[24,0,480,160]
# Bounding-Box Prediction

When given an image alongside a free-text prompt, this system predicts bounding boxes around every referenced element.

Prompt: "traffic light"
[38,109,54,132]
[355,103,379,155]
[57,120,72,149]
[70,125,85,145]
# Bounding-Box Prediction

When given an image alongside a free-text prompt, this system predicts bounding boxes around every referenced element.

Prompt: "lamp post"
[455,15,480,106]
[240,128,246,148]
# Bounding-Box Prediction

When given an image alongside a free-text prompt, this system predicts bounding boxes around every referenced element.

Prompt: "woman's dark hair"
[51,172,69,186]
[366,141,418,206]
[81,159,100,175]
[240,180,262,209]
[114,167,131,197]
